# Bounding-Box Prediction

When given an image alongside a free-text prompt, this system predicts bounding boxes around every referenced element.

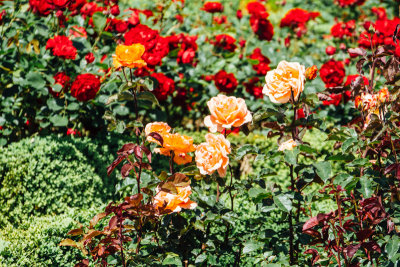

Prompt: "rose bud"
[305,65,318,80]
[110,5,120,16]
[326,46,336,55]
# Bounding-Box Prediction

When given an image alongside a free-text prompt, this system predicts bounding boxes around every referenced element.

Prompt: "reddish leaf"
[361,241,381,253]
[121,163,133,178]
[59,238,78,247]
[134,145,143,160]
[90,212,108,229]
[108,215,118,230]
[345,243,361,258]
[117,143,136,155]
[304,249,320,265]
[67,228,83,236]
[148,132,163,146]
[83,230,103,241]
[169,173,190,187]
[348,47,366,57]
[75,259,89,267]
[356,229,374,241]
[387,219,395,233]
[141,145,152,163]
[124,193,143,208]
[107,155,126,176]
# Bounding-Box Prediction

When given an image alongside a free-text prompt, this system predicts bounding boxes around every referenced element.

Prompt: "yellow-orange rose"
[155,133,196,165]
[154,185,197,213]
[113,43,146,69]
[204,94,252,133]
[263,60,305,103]
[278,139,298,151]
[145,122,171,144]
[195,133,231,177]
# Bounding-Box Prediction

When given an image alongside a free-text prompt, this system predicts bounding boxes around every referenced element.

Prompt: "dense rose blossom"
[68,0,86,15]
[201,2,223,13]
[211,34,237,52]
[358,16,400,48]
[371,7,387,20]
[297,108,306,119]
[204,94,252,133]
[70,74,101,102]
[106,19,128,33]
[322,93,343,106]
[244,77,263,99]
[84,52,95,64]
[247,1,274,41]
[80,2,102,19]
[248,48,271,75]
[195,133,231,177]
[145,122,171,145]
[213,70,238,94]
[124,24,169,67]
[319,59,345,88]
[331,20,355,39]
[46,35,77,60]
[326,46,336,55]
[29,0,52,16]
[154,185,197,213]
[168,34,198,65]
[155,133,196,165]
[151,73,175,101]
[280,8,319,37]
[110,5,120,16]
[263,61,305,103]
[49,72,70,97]
[335,0,366,7]
[344,74,369,87]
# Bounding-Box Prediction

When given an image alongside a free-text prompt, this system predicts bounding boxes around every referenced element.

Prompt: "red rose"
[248,48,271,75]
[150,73,175,101]
[67,128,81,136]
[49,72,70,97]
[280,8,319,37]
[247,1,274,41]
[46,0,71,10]
[331,20,355,39]
[70,74,101,102]
[244,77,263,99]
[68,0,86,15]
[110,5,120,16]
[175,14,184,23]
[296,108,306,119]
[335,0,365,7]
[211,34,237,52]
[344,74,369,87]
[247,2,268,19]
[320,59,346,88]
[201,2,223,13]
[326,46,336,55]
[323,93,342,106]
[80,2,102,18]
[46,35,77,60]
[371,7,387,20]
[29,0,52,16]
[213,15,227,24]
[85,52,95,63]
[213,70,238,94]
[236,10,243,19]
[124,24,169,67]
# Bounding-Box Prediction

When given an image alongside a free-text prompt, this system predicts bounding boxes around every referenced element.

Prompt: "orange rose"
[155,133,196,165]
[195,133,231,177]
[154,185,197,213]
[113,43,146,69]
[305,65,318,80]
[278,139,298,151]
[204,94,252,133]
[377,88,389,104]
[263,60,305,103]
[145,122,171,144]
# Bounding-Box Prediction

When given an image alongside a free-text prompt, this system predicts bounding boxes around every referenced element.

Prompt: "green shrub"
[0,207,100,267]
[0,135,129,226]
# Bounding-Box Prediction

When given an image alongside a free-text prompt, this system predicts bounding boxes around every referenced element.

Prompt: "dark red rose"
[70,74,101,102]
[296,108,306,119]
[358,17,400,48]
[124,24,169,67]
[201,2,223,13]
[247,2,268,19]
[68,0,86,14]
[322,93,342,106]
[248,48,271,75]
[150,73,175,101]
[247,1,274,41]
[213,70,238,94]
[29,0,52,16]
[171,34,198,65]
[236,10,243,19]
[331,20,355,39]
[110,5,120,16]
[46,35,77,60]
[211,34,237,52]
[46,0,71,10]
[110,19,128,33]
[175,14,184,23]
[320,59,345,88]
[371,7,387,20]
[284,36,291,47]
[344,74,369,87]
[49,72,70,97]
[67,128,81,136]
[244,77,263,99]
[326,46,336,55]
[280,8,319,37]
[85,52,95,64]
[80,2,101,18]
[213,15,227,24]
[335,0,365,7]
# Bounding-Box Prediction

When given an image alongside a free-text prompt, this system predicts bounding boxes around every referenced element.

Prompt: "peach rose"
[145,122,171,144]
[113,43,147,69]
[278,139,298,151]
[155,133,196,165]
[154,185,197,213]
[195,133,231,177]
[204,94,252,133]
[263,60,305,103]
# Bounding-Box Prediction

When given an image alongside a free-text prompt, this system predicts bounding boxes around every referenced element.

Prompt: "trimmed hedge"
[0,135,129,226]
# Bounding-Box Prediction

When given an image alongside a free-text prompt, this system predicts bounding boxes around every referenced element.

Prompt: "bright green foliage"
[0,135,128,226]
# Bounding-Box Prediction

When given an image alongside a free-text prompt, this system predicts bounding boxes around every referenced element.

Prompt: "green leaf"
[273,194,293,213]
[236,144,259,160]
[341,137,357,152]
[386,236,400,262]
[313,161,331,183]
[137,91,159,106]
[358,176,373,198]
[162,253,182,266]
[118,91,134,102]
[243,240,263,254]
[327,153,355,161]
[92,12,107,33]
[284,148,299,166]
[26,71,45,89]
[50,115,68,127]
[47,99,64,111]
[299,144,317,154]
[66,102,80,111]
